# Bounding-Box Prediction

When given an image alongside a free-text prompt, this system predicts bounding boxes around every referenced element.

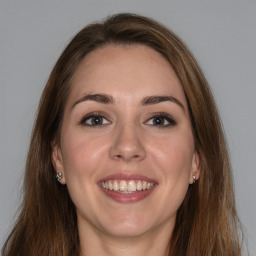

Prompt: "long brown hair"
[2,13,242,256]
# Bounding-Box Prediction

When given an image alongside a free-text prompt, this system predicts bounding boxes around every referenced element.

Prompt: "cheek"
[60,131,109,211]
[150,132,194,182]
[61,130,108,180]
[157,140,193,207]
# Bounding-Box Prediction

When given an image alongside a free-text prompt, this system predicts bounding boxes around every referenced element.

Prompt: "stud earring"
[192,175,196,184]
[56,172,63,183]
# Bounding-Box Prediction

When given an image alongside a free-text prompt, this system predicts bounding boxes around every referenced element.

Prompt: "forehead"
[68,44,187,107]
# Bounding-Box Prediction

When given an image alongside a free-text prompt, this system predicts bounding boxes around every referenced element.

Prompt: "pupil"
[92,116,102,125]
[154,117,163,125]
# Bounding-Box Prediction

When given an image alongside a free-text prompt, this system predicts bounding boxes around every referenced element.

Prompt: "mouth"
[98,174,157,203]
[100,180,155,193]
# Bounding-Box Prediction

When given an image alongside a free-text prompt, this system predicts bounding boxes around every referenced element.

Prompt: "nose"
[109,123,146,162]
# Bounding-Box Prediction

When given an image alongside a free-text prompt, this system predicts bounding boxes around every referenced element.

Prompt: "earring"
[56,172,63,183]
[192,175,196,184]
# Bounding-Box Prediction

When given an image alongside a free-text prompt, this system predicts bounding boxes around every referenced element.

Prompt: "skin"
[52,44,200,256]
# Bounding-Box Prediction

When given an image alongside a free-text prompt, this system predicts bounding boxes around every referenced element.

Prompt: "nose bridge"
[109,119,146,162]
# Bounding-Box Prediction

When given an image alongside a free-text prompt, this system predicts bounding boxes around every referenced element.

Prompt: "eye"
[80,113,111,127]
[145,113,177,127]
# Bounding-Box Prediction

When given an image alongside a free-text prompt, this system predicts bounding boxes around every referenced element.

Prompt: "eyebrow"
[142,96,185,111]
[72,93,114,109]
[72,93,185,111]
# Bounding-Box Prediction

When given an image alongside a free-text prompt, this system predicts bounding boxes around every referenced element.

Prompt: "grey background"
[0,0,255,255]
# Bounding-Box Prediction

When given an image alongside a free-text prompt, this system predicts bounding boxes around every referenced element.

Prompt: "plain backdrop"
[0,0,255,255]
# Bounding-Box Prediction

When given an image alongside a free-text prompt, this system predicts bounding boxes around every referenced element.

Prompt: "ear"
[189,151,200,184]
[52,143,66,184]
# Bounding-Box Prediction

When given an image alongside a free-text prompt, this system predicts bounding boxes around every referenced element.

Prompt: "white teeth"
[120,180,127,191]
[101,180,155,192]
[136,180,142,191]
[113,180,119,191]
[128,180,136,192]
[142,181,147,190]
[108,181,113,190]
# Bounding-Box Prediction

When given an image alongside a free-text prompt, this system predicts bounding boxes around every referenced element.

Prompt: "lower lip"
[99,185,157,203]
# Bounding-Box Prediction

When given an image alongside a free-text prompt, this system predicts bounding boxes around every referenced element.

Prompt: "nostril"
[109,137,146,161]
[114,154,140,160]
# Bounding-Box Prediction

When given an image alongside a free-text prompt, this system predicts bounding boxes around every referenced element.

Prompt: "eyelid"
[144,112,177,127]
[79,111,112,126]
[79,111,176,128]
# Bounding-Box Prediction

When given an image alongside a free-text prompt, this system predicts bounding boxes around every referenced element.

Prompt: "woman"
[2,13,242,256]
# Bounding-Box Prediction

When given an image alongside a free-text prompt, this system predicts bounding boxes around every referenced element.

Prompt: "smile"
[98,174,157,203]
[101,180,155,193]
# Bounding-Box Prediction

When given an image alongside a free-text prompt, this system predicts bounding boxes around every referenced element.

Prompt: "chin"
[99,210,166,238]
[102,221,150,238]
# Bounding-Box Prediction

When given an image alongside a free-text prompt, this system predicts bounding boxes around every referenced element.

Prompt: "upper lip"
[98,173,158,184]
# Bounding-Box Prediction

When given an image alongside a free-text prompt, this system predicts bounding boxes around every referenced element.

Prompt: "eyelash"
[79,112,111,127]
[79,112,177,128]
[145,113,177,128]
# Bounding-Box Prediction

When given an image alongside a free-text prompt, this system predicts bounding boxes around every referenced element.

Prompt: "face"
[52,44,200,239]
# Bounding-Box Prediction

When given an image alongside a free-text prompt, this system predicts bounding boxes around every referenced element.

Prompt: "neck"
[78,219,174,256]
